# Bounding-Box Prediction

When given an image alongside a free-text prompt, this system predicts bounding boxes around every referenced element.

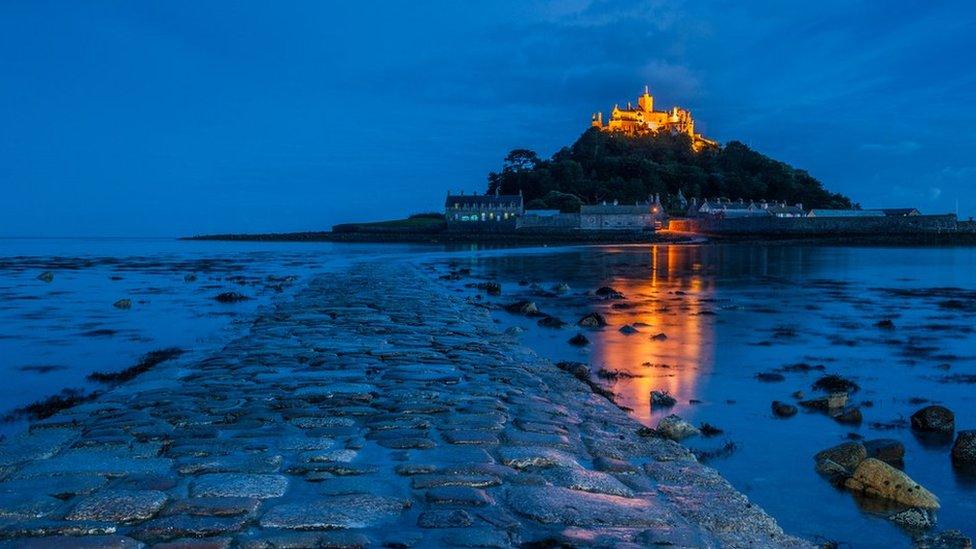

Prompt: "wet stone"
[375,437,436,450]
[189,474,288,499]
[65,490,168,523]
[417,509,474,529]
[506,485,676,527]
[411,475,502,489]
[425,486,493,506]
[544,467,635,497]
[259,495,409,529]
[0,492,64,519]
[177,454,282,475]
[497,447,578,470]
[237,530,372,549]
[129,515,249,541]
[163,497,261,517]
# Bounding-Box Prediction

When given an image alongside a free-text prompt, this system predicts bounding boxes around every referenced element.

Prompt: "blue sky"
[2,1,974,236]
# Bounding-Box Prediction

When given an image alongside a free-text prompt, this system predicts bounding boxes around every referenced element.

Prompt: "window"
[481,213,486,221]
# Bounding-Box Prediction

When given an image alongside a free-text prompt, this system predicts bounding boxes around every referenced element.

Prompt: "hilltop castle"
[591,87,718,151]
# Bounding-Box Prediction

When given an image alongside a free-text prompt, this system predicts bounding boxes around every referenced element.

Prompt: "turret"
[591,112,603,128]
[637,85,654,112]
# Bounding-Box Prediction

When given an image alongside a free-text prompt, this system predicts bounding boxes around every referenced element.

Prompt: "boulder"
[113,299,132,310]
[650,333,668,341]
[594,286,623,299]
[577,313,607,328]
[814,442,867,473]
[771,401,797,418]
[951,430,976,466]
[552,283,571,293]
[911,406,955,434]
[37,271,54,283]
[568,333,589,346]
[618,325,639,335]
[537,316,566,329]
[864,439,905,466]
[815,458,851,485]
[656,415,699,441]
[504,301,538,315]
[556,362,590,382]
[875,319,896,330]
[650,391,676,409]
[833,407,863,425]
[800,392,848,411]
[844,458,940,509]
[812,374,860,393]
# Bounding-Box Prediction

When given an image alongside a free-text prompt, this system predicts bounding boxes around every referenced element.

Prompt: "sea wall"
[670,214,959,235]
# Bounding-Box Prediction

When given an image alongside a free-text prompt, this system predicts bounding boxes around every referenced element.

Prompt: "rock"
[864,439,905,466]
[650,332,668,341]
[259,495,409,529]
[594,286,623,299]
[417,509,473,528]
[800,391,848,411]
[815,458,851,485]
[543,467,634,497]
[37,271,54,283]
[812,374,860,393]
[755,372,785,382]
[888,507,934,530]
[504,326,524,335]
[112,299,132,310]
[577,313,607,328]
[951,430,976,466]
[130,515,248,540]
[650,391,677,409]
[214,292,249,303]
[476,282,501,295]
[505,486,676,527]
[844,458,940,508]
[424,486,492,506]
[915,530,973,549]
[504,300,538,315]
[556,361,590,381]
[65,489,167,522]
[568,333,589,346]
[771,401,797,418]
[552,283,571,293]
[537,315,566,329]
[184,274,197,282]
[618,324,638,335]
[911,405,955,434]
[876,319,896,329]
[833,407,863,425]
[699,423,723,436]
[189,474,288,499]
[814,442,867,473]
[656,415,699,441]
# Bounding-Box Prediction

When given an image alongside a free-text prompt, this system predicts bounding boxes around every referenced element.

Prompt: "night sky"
[2,1,974,237]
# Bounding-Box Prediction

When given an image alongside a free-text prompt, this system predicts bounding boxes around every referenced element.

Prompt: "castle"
[591,86,718,151]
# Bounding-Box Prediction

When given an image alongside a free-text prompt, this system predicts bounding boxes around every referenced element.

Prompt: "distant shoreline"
[181,230,976,247]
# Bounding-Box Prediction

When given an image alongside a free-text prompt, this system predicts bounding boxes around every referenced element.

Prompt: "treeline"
[487,128,852,212]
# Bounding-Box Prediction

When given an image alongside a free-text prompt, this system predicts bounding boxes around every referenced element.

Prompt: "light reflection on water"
[430,243,976,547]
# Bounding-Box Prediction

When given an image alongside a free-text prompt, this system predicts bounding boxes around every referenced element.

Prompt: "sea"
[1,237,974,546]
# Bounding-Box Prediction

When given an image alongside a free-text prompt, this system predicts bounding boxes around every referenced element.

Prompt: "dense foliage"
[487,128,852,212]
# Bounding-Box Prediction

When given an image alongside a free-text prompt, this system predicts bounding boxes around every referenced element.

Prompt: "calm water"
[1,239,974,546]
[428,244,976,547]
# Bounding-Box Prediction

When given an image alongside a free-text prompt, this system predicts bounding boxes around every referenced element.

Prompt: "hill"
[487,128,852,212]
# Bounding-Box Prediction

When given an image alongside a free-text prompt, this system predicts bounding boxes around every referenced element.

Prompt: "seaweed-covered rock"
[656,415,699,441]
[911,406,955,434]
[815,442,867,473]
[771,401,797,418]
[577,313,607,328]
[650,391,676,409]
[951,430,976,466]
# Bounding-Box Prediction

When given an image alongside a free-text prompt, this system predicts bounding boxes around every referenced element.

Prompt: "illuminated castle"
[591,86,718,151]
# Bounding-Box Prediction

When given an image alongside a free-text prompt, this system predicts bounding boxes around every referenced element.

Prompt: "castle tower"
[637,85,653,113]
[591,112,603,128]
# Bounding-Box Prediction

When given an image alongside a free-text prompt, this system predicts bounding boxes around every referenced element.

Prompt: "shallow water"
[428,244,976,547]
[1,238,974,546]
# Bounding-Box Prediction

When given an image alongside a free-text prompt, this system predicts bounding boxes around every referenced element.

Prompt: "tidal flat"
[0,239,973,547]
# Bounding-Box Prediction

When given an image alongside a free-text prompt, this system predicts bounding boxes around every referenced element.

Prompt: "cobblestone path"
[0,263,810,548]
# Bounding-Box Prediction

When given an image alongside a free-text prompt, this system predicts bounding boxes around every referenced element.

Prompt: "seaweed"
[87,347,185,383]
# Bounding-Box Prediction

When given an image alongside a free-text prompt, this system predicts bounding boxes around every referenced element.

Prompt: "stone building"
[591,87,718,151]
[580,195,667,231]
[445,191,523,231]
